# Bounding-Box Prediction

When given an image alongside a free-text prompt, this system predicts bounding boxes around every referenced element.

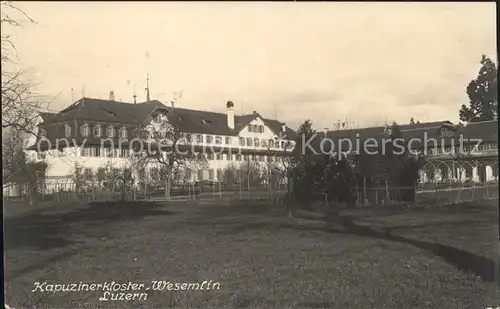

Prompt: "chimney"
[323,128,329,136]
[281,122,286,132]
[253,110,257,114]
[226,101,235,129]
[109,91,115,101]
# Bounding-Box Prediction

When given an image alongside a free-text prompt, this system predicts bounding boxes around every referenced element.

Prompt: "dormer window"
[440,128,453,137]
[107,126,115,138]
[40,128,47,137]
[119,127,127,139]
[215,136,222,144]
[248,124,265,133]
[196,134,203,143]
[93,125,102,137]
[64,124,72,138]
[80,123,89,137]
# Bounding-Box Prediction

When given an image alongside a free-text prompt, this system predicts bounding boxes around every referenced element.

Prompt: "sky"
[4,2,497,130]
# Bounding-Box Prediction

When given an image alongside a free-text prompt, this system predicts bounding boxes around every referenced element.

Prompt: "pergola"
[420,155,498,184]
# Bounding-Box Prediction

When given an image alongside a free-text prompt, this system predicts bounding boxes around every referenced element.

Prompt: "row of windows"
[38,146,282,162]
[194,135,231,144]
[41,124,129,139]
[192,135,289,149]
[247,124,265,133]
[423,143,498,155]
[38,148,281,161]
[440,130,454,137]
[42,126,288,150]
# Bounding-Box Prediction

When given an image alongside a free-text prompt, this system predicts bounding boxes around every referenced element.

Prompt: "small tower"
[145,73,151,102]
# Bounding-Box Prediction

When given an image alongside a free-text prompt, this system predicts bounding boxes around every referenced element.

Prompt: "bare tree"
[266,132,297,217]
[3,127,48,204]
[1,2,47,136]
[133,97,207,199]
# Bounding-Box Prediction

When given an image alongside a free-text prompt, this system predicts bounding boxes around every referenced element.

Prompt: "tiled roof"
[306,120,497,153]
[38,98,296,138]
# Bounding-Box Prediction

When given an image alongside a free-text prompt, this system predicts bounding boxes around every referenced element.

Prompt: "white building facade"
[27,98,296,191]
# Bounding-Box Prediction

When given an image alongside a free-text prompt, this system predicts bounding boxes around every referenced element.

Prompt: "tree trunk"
[287,175,294,218]
[28,184,33,206]
[164,168,172,200]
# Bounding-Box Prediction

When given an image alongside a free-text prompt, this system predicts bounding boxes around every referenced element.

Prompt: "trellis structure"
[420,157,498,190]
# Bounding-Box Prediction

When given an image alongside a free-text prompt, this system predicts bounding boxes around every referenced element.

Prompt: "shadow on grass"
[337,215,495,282]
[5,247,85,280]
[3,201,177,251]
[216,214,495,282]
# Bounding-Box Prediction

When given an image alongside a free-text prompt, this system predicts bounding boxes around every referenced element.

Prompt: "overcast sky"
[5,2,497,130]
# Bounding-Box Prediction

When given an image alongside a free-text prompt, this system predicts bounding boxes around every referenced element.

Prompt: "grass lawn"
[4,199,499,309]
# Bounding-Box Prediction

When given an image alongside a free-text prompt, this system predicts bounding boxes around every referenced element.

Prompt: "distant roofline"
[49,97,282,122]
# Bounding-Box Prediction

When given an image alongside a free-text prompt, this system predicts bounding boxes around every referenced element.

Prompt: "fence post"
[92,176,95,201]
[355,183,359,207]
[435,181,439,206]
[472,180,475,200]
[486,181,489,199]
[212,182,215,201]
[385,180,389,205]
[239,170,242,199]
[219,181,222,199]
[363,177,367,206]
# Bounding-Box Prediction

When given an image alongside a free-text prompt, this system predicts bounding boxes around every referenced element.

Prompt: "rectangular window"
[208,169,214,180]
[246,137,253,147]
[247,125,252,132]
[261,139,268,147]
[197,170,204,181]
[254,138,260,147]
[239,137,245,146]
[206,136,213,144]
[119,128,127,139]
[216,154,222,160]
[215,136,222,144]
[95,147,101,157]
[196,135,203,143]
[108,127,115,138]
[94,126,102,137]
[235,154,241,161]
[81,125,89,137]
[225,137,231,145]
[65,125,71,138]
